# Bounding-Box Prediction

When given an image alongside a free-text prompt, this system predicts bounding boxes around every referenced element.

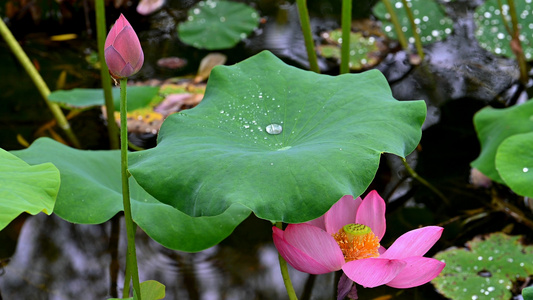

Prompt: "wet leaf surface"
[177,0,260,50]
[433,233,533,300]
[474,0,533,61]
[128,51,426,223]
[373,0,453,45]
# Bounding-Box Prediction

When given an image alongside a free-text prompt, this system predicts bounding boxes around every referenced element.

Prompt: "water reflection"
[0,213,332,299]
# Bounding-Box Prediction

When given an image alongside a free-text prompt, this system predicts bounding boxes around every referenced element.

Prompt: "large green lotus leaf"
[177,0,260,50]
[128,51,426,223]
[433,233,533,300]
[0,149,59,231]
[496,132,533,197]
[48,86,159,111]
[475,0,533,61]
[11,138,250,252]
[373,0,453,45]
[472,100,533,183]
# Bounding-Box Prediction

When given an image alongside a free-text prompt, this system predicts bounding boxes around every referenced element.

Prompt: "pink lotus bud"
[104,14,144,79]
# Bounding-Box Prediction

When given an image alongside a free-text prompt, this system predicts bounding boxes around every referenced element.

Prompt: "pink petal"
[324,195,360,234]
[113,26,143,65]
[380,226,443,260]
[342,258,406,288]
[386,257,445,288]
[355,190,386,240]
[272,224,344,274]
[305,215,326,231]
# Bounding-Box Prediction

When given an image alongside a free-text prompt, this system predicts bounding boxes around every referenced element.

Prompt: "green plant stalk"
[381,0,409,51]
[401,0,424,60]
[120,78,141,300]
[276,222,298,300]
[0,18,81,148]
[340,0,352,74]
[295,0,320,73]
[506,0,529,85]
[95,0,119,150]
[401,158,449,205]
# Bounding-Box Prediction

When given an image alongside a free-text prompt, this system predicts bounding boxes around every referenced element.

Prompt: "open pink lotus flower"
[104,14,144,79]
[272,190,445,288]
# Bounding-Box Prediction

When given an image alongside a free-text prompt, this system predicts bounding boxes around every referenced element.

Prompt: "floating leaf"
[177,0,260,50]
[471,100,533,183]
[0,149,59,231]
[11,138,250,252]
[433,232,533,300]
[318,30,382,70]
[496,132,533,198]
[48,86,159,111]
[129,51,426,223]
[373,0,453,45]
[474,0,533,61]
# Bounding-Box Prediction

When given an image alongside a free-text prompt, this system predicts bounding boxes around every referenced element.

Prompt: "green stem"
[295,0,320,73]
[120,78,141,300]
[401,158,449,205]
[340,0,352,74]
[0,18,81,148]
[381,0,409,51]
[95,0,119,149]
[276,222,298,300]
[506,0,529,85]
[401,0,424,60]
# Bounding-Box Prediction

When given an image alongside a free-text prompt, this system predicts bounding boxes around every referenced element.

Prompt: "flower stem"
[295,0,320,73]
[401,0,424,60]
[276,222,298,300]
[119,78,141,299]
[0,18,81,148]
[95,0,119,149]
[380,0,409,51]
[340,0,352,74]
[504,0,529,85]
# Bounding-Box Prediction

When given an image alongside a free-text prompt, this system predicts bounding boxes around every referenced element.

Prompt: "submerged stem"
[276,222,298,300]
[340,0,352,74]
[0,18,80,148]
[295,0,320,73]
[120,78,141,299]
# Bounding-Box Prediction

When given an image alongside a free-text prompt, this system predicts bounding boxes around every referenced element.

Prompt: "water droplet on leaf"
[266,124,282,135]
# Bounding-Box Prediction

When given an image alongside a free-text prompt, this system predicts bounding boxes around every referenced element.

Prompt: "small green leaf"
[0,149,59,231]
[523,286,533,300]
[373,0,453,45]
[129,51,426,223]
[177,0,260,50]
[433,232,533,300]
[12,138,250,252]
[48,86,159,111]
[108,280,165,300]
[471,100,533,183]
[474,0,533,61]
[496,132,533,197]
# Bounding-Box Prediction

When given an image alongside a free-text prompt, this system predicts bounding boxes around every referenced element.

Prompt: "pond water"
[0,0,531,299]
